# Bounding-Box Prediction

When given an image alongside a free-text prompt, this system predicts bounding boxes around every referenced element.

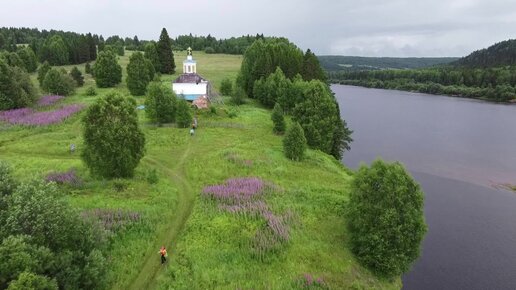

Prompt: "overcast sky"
[1,0,516,57]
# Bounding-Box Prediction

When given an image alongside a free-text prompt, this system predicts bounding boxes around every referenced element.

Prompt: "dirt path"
[127,145,195,290]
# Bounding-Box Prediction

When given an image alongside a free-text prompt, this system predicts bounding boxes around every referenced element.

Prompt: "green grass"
[0,52,400,289]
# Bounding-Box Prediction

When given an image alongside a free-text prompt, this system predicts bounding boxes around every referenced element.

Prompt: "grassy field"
[0,51,400,289]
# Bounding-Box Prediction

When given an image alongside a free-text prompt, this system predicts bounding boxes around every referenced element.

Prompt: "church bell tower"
[183,47,197,74]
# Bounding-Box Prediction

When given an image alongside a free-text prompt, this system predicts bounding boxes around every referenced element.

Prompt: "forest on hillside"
[318,55,458,72]
[328,39,516,102]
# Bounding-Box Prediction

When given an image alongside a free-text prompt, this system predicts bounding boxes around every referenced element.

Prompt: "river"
[332,85,516,290]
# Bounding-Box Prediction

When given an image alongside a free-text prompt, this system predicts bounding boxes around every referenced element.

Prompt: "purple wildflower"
[81,208,142,232]
[38,95,64,107]
[0,104,84,126]
[45,169,81,186]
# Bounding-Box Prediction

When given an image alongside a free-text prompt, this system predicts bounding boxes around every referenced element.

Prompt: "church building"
[172,47,211,108]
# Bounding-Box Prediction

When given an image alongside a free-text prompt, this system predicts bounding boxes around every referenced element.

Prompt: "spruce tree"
[271,103,286,134]
[126,52,150,96]
[283,122,307,161]
[302,49,327,82]
[93,50,122,88]
[70,67,84,87]
[156,28,175,74]
[85,62,92,75]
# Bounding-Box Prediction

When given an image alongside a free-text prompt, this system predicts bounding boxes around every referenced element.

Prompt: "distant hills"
[317,56,458,72]
[453,39,516,68]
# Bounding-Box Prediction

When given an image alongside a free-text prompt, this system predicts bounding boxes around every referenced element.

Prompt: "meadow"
[0,51,400,289]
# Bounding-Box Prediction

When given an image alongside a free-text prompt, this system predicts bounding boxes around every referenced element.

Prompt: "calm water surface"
[332,85,516,290]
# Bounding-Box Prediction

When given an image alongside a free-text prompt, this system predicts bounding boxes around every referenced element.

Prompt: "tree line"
[330,66,516,102]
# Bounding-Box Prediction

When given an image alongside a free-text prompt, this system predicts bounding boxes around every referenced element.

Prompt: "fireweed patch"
[0,104,84,126]
[38,95,64,107]
[45,168,82,186]
[202,177,295,259]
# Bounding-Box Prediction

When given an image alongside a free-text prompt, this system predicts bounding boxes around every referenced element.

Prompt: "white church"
[172,47,211,108]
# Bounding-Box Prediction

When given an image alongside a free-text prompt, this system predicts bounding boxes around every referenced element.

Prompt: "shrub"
[70,67,84,87]
[227,108,238,118]
[0,161,16,196]
[231,85,246,105]
[145,82,177,124]
[93,50,122,88]
[85,86,97,96]
[85,62,92,75]
[348,159,427,278]
[220,78,233,96]
[81,93,145,178]
[6,271,58,290]
[175,99,192,128]
[204,47,215,54]
[147,169,159,184]
[42,68,76,96]
[271,103,286,134]
[283,122,307,161]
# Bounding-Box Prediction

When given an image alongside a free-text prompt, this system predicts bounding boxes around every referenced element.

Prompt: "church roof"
[173,73,208,84]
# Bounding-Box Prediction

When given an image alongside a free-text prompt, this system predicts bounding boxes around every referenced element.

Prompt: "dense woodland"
[319,56,458,71]
[329,39,516,102]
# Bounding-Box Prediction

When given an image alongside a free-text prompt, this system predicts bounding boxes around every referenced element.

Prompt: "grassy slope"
[0,51,399,289]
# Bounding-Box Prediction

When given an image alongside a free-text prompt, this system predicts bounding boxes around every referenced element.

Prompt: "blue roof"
[184,59,196,63]
[180,94,203,101]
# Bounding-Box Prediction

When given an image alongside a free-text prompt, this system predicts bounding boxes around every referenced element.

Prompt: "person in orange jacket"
[159,245,167,264]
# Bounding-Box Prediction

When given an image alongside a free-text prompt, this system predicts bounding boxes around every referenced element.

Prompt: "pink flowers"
[45,169,81,186]
[202,177,295,258]
[0,104,84,126]
[38,95,64,107]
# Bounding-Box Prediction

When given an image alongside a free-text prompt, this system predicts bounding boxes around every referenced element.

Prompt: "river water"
[332,85,516,290]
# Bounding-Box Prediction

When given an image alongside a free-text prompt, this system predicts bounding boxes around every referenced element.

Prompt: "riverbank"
[331,79,516,104]
[0,53,400,289]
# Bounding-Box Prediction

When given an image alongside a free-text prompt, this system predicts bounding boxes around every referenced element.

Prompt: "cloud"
[1,0,516,57]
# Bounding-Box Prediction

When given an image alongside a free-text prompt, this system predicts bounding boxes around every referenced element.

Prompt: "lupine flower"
[0,104,84,126]
[45,169,81,186]
[38,95,64,107]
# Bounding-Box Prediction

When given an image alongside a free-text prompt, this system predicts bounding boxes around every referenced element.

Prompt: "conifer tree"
[283,122,307,161]
[144,43,160,73]
[70,67,84,87]
[145,82,177,124]
[175,99,192,128]
[302,49,327,82]
[271,103,286,134]
[156,28,175,74]
[37,61,51,86]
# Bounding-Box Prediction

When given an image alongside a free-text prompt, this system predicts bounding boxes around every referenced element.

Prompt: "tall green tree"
[292,80,338,154]
[42,68,76,96]
[156,28,175,74]
[0,59,37,110]
[348,159,427,278]
[17,47,38,73]
[175,99,192,128]
[220,78,233,96]
[70,67,84,87]
[271,103,286,134]
[126,52,151,96]
[145,82,177,124]
[283,122,307,161]
[302,49,327,82]
[93,50,122,88]
[39,35,68,65]
[81,93,145,178]
[37,61,51,86]
[144,42,160,73]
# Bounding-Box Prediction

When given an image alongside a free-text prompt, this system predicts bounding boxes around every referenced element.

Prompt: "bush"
[0,161,17,196]
[42,68,76,96]
[81,93,145,178]
[147,169,159,184]
[145,82,177,124]
[204,47,215,54]
[85,62,92,75]
[93,50,122,88]
[231,85,246,105]
[6,271,58,290]
[220,78,233,96]
[70,67,84,87]
[348,159,427,278]
[283,122,307,161]
[271,103,286,134]
[176,99,193,128]
[85,86,97,96]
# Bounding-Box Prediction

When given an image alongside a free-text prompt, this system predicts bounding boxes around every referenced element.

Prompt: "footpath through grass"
[0,51,400,289]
